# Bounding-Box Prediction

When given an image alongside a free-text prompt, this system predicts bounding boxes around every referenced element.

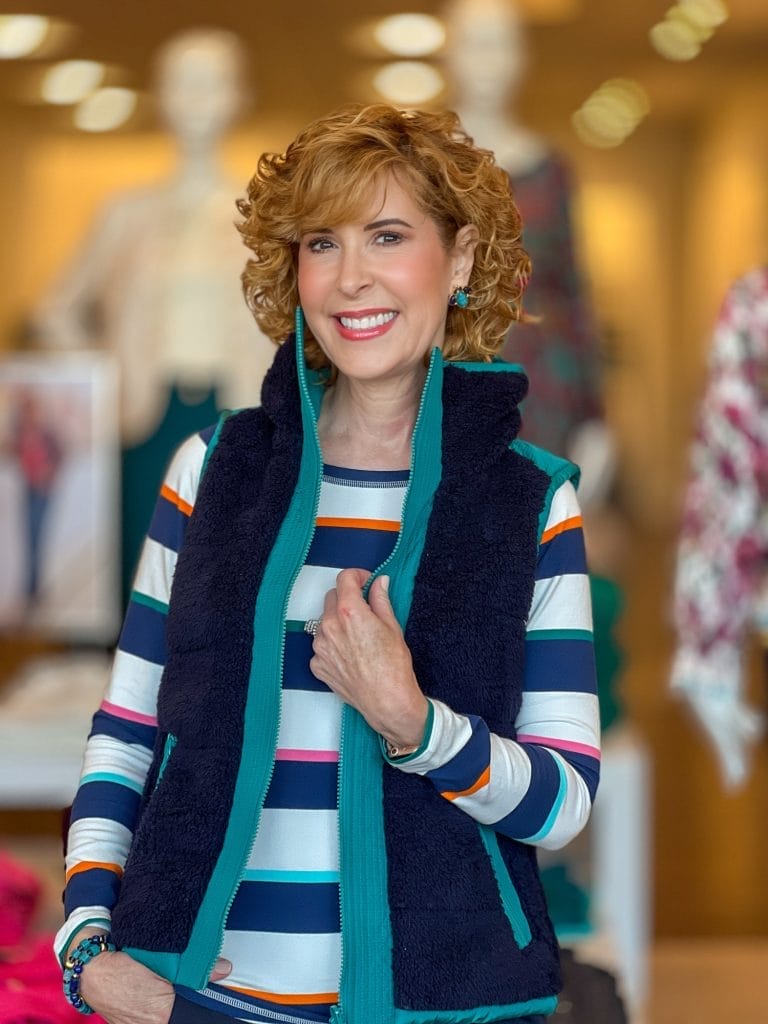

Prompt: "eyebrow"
[364,217,413,231]
[304,217,413,236]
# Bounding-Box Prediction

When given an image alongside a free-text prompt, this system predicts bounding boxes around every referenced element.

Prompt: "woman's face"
[297,172,476,390]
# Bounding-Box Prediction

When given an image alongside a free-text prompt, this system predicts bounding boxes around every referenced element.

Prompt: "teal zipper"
[177,313,325,989]
[155,733,177,787]
[337,346,445,1024]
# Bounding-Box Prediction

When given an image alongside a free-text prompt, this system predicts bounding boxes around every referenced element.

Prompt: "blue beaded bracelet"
[62,933,116,1015]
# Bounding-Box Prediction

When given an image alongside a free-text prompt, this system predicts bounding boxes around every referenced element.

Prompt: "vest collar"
[259,308,528,461]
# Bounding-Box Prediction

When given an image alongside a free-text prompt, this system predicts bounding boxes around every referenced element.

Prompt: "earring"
[448,285,471,309]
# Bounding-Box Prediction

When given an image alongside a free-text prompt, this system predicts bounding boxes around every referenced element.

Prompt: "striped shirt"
[57,426,600,1022]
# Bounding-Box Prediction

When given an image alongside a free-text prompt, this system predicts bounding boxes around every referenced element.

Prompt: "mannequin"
[442,0,606,468]
[443,1,631,959]
[670,267,768,790]
[33,28,274,599]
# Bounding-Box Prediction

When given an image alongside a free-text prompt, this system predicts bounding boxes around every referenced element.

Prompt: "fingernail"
[380,575,390,593]
[214,957,232,971]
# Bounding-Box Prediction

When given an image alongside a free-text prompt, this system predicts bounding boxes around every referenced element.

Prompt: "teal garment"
[120,385,220,610]
[589,574,625,733]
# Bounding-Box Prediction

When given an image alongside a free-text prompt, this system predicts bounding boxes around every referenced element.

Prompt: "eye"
[305,235,335,253]
[374,230,403,245]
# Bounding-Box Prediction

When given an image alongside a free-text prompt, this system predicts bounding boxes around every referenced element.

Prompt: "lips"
[339,311,396,330]
[335,310,398,340]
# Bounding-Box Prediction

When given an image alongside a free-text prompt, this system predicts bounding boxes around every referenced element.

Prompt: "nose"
[336,246,372,298]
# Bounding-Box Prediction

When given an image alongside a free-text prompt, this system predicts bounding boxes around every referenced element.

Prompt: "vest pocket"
[477,824,532,948]
[156,732,177,788]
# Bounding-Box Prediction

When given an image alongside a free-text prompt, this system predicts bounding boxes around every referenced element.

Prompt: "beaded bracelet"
[62,933,116,1014]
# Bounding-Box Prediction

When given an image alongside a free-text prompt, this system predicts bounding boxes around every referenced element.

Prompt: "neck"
[173,143,226,192]
[317,370,427,471]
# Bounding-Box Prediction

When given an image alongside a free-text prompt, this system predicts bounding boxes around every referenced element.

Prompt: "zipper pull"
[330,1004,345,1024]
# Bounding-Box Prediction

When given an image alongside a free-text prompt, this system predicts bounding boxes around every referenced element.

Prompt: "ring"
[304,618,322,637]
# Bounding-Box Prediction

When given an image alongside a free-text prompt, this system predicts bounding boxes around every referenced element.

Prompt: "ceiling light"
[677,0,729,28]
[572,78,650,149]
[372,61,444,105]
[74,87,137,132]
[0,14,49,58]
[41,60,104,105]
[374,14,446,57]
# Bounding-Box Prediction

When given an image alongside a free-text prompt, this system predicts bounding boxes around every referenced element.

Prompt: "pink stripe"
[517,733,601,760]
[275,748,339,762]
[101,699,157,727]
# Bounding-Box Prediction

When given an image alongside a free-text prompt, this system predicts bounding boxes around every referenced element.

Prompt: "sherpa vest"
[111,328,576,1024]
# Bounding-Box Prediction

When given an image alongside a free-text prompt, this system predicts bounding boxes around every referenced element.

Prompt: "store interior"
[1,1,767,1022]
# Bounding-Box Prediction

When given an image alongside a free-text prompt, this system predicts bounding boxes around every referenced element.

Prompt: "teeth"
[340,311,396,330]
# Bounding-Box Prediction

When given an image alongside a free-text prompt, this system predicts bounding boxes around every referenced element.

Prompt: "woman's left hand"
[310,568,429,750]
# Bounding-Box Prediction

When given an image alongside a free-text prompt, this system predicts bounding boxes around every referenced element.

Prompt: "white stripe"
[65,818,133,873]
[542,480,580,533]
[527,573,593,633]
[246,809,339,874]
[164,431,208,507]
[219,930,341,995]
[286,565,341,621]
[132,536,177,606]
[80,734,153,787]
[317,478,406,521]
[516,691,601,750]
[276,690,342,751]
[450,733,532,824]
[106,648,163,718]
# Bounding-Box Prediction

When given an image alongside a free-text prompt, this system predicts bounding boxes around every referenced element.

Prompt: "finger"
[322,585,338,619]
[210,957,233,982]
[335,567,369,602]
[368,575,398,626]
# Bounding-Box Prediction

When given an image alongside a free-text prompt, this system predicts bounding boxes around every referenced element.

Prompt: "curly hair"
[237,103,530,366]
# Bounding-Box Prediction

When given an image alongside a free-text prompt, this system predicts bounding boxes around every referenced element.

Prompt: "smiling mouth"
[338,311,397,330]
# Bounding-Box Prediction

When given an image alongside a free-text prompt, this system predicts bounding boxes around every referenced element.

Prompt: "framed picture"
[0,351,120,641]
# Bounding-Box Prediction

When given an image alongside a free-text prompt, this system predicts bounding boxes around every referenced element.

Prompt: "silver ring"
[304,618,322,637]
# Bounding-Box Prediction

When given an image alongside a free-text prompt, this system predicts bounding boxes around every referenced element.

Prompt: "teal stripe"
[80,771,144,794]
[243,869,340,884]
[130,590,168,615]
[285,619,308,632]
[523,754,567,844]
[394,995,558,1024]
[477,826,532,948]
[526,628,593,642]
[449,358,524,374]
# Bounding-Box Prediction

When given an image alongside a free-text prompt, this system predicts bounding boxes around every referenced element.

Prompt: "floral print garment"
[671,266,768,703]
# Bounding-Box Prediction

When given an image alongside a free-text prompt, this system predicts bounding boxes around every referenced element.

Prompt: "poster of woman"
[0,353,120,641]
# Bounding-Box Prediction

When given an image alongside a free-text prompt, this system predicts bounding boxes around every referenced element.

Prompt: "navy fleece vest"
[111,337,562,1012]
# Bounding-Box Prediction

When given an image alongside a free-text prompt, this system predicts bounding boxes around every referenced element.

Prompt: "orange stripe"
[228,985,337,1005]
[541,515,582,545]
[441,765,491,801]
[66,861,124,882]
[316,516,399,532]
[160,483,193,517]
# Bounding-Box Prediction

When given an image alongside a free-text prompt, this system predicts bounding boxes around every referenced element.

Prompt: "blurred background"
[1,1,767,1022]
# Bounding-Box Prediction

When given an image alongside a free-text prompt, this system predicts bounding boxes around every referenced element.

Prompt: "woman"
[57,104,600,1024]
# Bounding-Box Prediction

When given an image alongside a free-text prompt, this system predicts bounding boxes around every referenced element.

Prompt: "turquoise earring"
[449,285,470,309]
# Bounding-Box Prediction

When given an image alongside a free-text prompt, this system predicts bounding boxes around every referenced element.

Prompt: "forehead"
[303,169,430,232]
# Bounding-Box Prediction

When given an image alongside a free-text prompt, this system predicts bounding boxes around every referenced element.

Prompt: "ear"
[452,224,479,285]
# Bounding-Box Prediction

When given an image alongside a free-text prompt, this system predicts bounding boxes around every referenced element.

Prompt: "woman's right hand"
[78,949,175,1024]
